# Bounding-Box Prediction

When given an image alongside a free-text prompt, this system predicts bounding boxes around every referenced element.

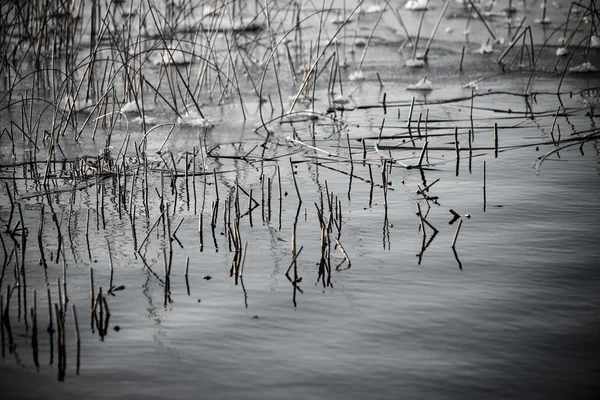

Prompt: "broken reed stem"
[451,219,463,248]
[422,0,451,59]
[334,238,351,267]
[460,46,465,70]
[184,256,189,277]
[494,123,498,158]
[346,133,353,168]
[455,127,460,159]
[417,141,428,167]
[407,96,415,128]
[289,158,302,203]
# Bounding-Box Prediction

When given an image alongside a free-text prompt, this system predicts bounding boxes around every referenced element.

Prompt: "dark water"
[1,1,600,399]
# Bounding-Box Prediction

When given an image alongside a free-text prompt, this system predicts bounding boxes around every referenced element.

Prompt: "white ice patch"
[408,76,433,91]
[405,0,429,11]
[349,70,365,81]
[405,59,426,68]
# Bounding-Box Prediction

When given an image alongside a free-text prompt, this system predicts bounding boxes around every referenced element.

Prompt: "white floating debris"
[591,35,600,48]
[405,0,428,11]
[534,17,552,24]
[408,76,433,91]
[405,58,426,68]
[445,27,454,34]
[349,70,365,81]
[474,41,494,54]
[569,62,598,73]
[556,47,568,56]
[177,111,217,127]
[463,81,479,90]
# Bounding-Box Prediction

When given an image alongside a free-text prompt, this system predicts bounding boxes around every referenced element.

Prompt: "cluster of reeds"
[1,281,83,380]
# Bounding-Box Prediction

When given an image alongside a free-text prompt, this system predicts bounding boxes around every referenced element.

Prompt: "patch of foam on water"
[591,36,600,48]
[569,62,598,73]
[474,41,494,54]
[556,47,568,56]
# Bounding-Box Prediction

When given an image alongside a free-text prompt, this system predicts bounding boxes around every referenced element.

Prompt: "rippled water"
[1,0,599,399]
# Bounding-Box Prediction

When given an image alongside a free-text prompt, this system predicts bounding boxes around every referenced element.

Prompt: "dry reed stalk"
[494,123,499,158]
[417,141,429,168]
[407,97,415,128]
[334,238,351,267]
[346,133,354,169]
[131,204,137,250]
[483,160,487,212]
[138,209,166,251]
[412,7,427,61]
[467,0,497,42]
[451,219,463,248]
[422,0,451,59]
[285,244,304,278]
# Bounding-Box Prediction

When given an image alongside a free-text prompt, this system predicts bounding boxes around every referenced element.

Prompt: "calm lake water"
[1,0,599,398]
